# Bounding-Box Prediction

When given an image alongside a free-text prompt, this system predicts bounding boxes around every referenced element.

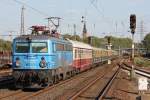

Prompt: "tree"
[104,36,132,49]
[143,33,150,51]
[62,34,81,41]
[0,39,12,51]
[62,33,132,49]
[71,35,81,41]
[62,34,72,39]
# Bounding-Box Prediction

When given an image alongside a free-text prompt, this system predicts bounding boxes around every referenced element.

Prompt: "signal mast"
[20,6,25,35]
[130,14,136,80]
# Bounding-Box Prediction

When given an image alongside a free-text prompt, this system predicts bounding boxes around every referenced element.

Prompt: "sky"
[0,0,150,42]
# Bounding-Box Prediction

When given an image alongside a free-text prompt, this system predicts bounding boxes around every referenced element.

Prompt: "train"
[12,34,118,88]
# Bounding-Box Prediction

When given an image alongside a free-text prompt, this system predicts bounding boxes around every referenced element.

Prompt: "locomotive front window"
[32,42,48,53]
[15,42,30,53]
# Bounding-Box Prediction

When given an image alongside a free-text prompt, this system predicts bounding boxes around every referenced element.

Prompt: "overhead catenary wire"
[89,0,114,26]
[90,0,104,18]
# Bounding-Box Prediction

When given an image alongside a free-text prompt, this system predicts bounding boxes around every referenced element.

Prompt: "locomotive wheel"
[68,71,72,78]
[47,75,55,86]
[47,70,54,86]
[70,71,74,77]
[53,75,59,84]
[59,73,63,80]
[71,70,75,76]
[66,72,71,79]
[63,72,67,80]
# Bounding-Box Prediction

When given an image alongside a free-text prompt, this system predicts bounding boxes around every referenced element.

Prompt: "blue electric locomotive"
[12,35,73,88]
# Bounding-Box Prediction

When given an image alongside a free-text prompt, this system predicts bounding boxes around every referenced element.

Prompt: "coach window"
[81,49,83,55]
[65,44,72,51]
[78,49,80,57]
[75,49,77,58]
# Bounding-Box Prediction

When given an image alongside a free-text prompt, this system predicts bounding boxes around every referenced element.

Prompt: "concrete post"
[107,44,112,64]
[130,33,136,80]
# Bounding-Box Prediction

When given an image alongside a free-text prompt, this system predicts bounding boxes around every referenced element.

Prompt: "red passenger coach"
[68,40,93,71]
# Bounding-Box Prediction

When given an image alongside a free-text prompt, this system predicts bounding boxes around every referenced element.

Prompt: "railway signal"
[106,36,112,64]
[130,14,136,34]
[107,36,111,44]
[129,14,136,80]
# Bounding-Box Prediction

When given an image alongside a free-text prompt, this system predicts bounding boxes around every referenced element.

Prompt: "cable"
[0,35,19,36]
[90,0,104,17]
[12,0,48,17]
[90,0,115,27]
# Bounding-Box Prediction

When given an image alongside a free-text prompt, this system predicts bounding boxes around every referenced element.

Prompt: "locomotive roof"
[14,35,56,40]
[68,39,92,49]
[14,35,70,43]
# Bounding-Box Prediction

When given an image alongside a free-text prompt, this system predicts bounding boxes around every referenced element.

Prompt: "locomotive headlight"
[39,57,46,68]
[15,57,20,67]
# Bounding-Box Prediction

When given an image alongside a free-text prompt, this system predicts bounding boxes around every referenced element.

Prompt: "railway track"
[0,69,12,77]
[0,89,35,100]
[0,76,14,86]
[0,78,38,100]
[69,65,121,100]
[18,62,119,100]
[123,63,150,78]
[20,66,107,100]
[0,78,37,100]
[0,60,120,100]
[0,63,106,100]
[144,58,150,61]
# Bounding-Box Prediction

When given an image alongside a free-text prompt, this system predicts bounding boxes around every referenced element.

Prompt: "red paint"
[72,58,92,70]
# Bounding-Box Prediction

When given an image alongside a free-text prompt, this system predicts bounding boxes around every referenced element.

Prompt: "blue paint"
[12,36,73,70]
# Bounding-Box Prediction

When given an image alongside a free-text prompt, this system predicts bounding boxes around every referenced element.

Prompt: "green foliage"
[134,57,150,67]
[62,34,132,49]
[0,39,12,51]
[90,36,106,48]
[143,33,150,51]
[62,34,82,41]
[108,36,132,49]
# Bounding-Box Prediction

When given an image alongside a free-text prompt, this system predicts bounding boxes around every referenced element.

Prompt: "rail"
[0,76,14,86]
[97,65,120,100]
[69,65,121,100]
[144,58,150,61]
[20,67,100,100]
[123,63,150,78]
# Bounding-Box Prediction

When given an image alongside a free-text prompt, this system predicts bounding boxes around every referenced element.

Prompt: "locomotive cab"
[13,39,48,69]
[12,35,73,88]
[12,36,51,88]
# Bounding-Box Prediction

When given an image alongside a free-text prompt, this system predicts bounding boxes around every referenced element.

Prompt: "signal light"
[107,36,111,44]
[130,14,136,34]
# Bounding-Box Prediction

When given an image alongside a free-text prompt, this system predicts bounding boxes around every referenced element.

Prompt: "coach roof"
[68,39,92,49]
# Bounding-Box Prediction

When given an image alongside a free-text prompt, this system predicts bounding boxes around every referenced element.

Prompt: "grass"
[134,57,150,67]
